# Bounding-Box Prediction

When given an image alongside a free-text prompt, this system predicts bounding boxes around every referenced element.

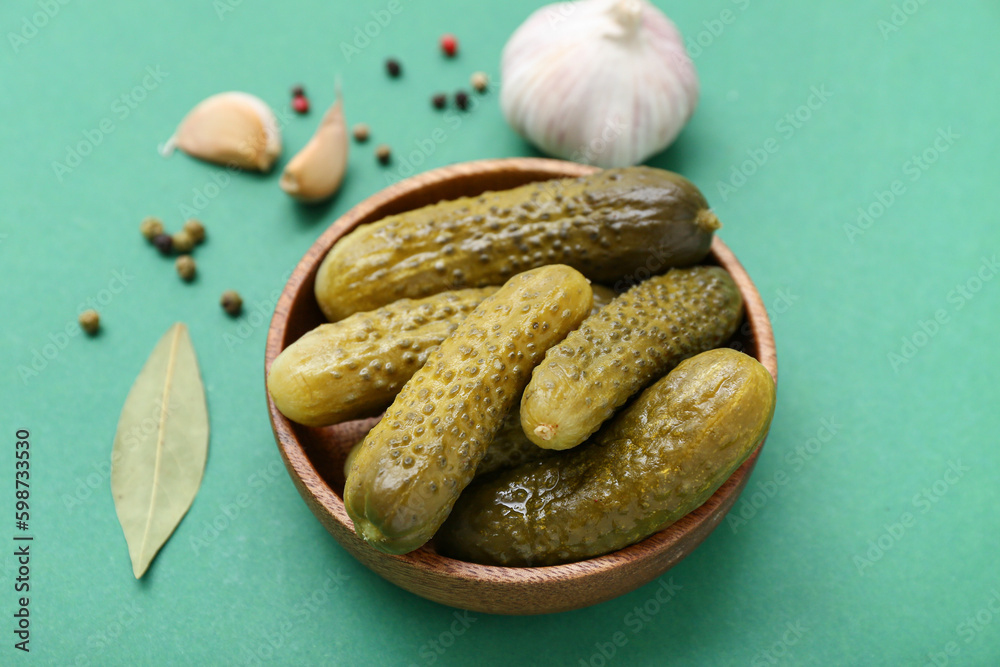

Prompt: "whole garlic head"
[501,0,698,168]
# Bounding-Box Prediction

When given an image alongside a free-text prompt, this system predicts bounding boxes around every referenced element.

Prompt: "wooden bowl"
[266,158,777,615]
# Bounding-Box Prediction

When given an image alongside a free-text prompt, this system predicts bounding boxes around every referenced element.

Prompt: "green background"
[2,0,998,664]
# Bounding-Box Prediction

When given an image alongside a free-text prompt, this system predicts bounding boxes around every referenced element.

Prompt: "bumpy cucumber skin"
[315,167,718,321]
[340,286,616,476]
[344,265,593,555]
[344,406,557,479]
[267,288,497,427]
[270,285,613,428]
[521,266,743,450]
[436,349,776,567]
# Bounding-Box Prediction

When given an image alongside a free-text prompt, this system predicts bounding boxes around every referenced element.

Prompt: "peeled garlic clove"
[280,90,348,203]
[501,0,699,168]
[160,92,281,172]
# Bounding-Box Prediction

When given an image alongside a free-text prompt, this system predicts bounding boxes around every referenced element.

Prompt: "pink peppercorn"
[440,34,458,57]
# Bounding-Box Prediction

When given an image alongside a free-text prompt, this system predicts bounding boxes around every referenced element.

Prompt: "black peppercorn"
[432,93,447,110]
[152,233,173,255]
[386,59,401,77]
[455,91,469,110]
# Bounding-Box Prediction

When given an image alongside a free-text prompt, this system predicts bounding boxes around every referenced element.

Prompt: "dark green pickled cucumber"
[521,266,743,450]
[344,265,593,555]
[267,288,497,427]
[437,349,776,567]
[588,284,617,315]
[474,404,558,476]
[316,167,719,320]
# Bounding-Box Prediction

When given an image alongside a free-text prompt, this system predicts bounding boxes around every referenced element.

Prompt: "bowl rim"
[265,157,777,588]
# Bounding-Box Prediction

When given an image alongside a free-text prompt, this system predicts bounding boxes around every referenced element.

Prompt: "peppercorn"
[352,123,370,143]
[432,93,447,110]
[172,230,196,254]
[471,72,489,93]
[152,233,173,255]
[140,216,164,241]
[291,85,309,114]
[455,91,470,110]
[176,255,197,282]
[375,144,392,165]
[78,309,100,335]
[440,34,458,57]
[386,58,402,77]
[183,219,206,245]
[292,95,309,114]
[220,290,243,316]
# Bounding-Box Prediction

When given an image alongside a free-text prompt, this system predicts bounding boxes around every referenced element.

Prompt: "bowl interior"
[265,158,776,614]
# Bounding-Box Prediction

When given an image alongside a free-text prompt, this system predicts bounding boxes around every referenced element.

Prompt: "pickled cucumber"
[343,406,556,479]
[521,266,742,450]
[436,348,776,567]
[316,167,719,320]
[344,265,593,554]
[474,404,558,476]
[267,288,497,427]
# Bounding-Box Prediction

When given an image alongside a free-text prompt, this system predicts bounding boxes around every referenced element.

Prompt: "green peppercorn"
[172,230,195,254]
[183,219,206,245]
[152,233,173,255]
[220,290,243,316]
[140,217,164,241]
[176,255,197,282]
[78,309,100,335]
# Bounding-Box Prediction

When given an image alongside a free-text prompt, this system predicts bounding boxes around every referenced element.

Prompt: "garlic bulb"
[501,0,698,168]
[160,92,282,172]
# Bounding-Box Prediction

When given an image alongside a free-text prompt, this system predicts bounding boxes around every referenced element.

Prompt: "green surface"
[1,0,998,664]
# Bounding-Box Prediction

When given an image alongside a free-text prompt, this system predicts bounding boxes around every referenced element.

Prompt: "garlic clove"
[500,0,699,168]
[280,89,348,203]
[160,92,282,172]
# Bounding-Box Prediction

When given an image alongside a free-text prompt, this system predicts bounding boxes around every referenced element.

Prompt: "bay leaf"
[111,322,209,578]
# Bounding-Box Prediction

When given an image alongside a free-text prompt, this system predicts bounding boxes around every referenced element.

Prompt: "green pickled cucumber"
[436,348,776,567]
[521,266,743,450]
[344,406,556,479]
[267,288,496,427]
[344,265,593,554]
[316,167,719,320]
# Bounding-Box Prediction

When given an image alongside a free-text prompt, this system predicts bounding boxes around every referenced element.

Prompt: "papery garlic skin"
[161,92,282,172]
[501,0,698,168]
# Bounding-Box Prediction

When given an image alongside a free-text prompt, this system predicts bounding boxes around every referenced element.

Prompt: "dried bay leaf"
[112,323,209,578]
